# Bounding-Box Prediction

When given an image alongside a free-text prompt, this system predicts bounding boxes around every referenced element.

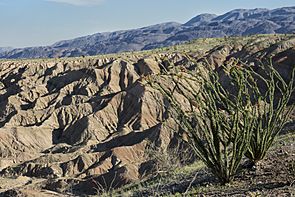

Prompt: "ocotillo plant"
[147,59,258,184]
[244,61,295,165]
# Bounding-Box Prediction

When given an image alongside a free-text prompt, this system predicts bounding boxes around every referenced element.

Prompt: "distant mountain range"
[1,6,295,59]
[0,47,13,54]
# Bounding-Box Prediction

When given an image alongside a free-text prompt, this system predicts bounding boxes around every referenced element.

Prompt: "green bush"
[148,62,251,184]
[244,62,295,165]
[147,58,294,184]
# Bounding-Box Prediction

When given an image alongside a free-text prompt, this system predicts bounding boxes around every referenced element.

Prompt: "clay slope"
[0,35,295,196]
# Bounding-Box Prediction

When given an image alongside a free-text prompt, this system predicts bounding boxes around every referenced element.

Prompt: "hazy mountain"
[0,47,13,53]
[1,6,295,59]
[184,13,218,26]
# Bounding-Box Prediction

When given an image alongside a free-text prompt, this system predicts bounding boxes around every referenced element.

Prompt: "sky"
[0,0,294,48]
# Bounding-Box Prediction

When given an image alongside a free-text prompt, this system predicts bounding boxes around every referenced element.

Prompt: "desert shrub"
[143,140,195,178]
[147,61,255,184]
[147,57,294,183]
[244,62,295,165]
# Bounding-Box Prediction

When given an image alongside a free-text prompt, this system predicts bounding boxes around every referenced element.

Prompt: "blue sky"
[0,0,294,47]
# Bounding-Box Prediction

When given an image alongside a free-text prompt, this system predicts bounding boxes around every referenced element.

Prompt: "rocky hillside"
[1,7,295,59]
[0,34,295,196]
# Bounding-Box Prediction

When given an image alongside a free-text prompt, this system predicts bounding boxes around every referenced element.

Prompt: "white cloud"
[46,0,105,6]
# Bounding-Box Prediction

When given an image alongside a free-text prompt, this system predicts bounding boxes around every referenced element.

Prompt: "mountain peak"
[184,13,217,26]
[212,8,270,21]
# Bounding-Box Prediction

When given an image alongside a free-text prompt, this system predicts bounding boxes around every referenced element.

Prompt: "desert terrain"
[0,34,294,196]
